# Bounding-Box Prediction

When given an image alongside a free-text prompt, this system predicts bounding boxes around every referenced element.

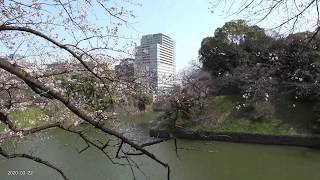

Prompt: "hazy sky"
[129,0,228,73]
[1,0,314,71]
[1,0,227,70]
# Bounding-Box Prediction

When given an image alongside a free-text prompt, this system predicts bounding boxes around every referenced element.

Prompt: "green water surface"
[0,129,319,180]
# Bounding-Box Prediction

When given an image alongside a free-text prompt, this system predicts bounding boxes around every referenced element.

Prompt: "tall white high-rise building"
[134,33,175,92]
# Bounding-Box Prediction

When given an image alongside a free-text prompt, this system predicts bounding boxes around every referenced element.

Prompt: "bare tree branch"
[0,147,69,180]
[0,58,171,180]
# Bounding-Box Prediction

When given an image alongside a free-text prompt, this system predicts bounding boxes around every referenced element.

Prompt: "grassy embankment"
[153,96,320,137]
[0,107,46,131]
[5,98,318,138]
[1,106,159,131]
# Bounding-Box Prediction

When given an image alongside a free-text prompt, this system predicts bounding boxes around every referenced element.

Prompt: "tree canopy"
[199,20,320,102]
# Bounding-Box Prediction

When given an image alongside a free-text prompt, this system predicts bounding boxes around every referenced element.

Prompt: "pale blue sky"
[128,0,227,73]
[1,0,226,72]
[1,0,313,71]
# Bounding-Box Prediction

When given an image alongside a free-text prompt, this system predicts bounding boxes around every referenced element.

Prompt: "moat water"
[0,129,320,180]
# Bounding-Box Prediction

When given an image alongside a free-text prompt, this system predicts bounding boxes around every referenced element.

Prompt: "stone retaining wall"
[150,129,320,148]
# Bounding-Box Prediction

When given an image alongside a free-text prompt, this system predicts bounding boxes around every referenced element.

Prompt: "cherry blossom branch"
[0,147,69,180]
[0,25,115,104]
[0,115,135,169]
[97,1,128,23]
[58,126,131,167]
[0,58,171,180]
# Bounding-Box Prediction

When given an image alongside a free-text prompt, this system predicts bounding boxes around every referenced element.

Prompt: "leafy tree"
[198,20,320,131]
[200,20,320,98]
[199,20,273,77]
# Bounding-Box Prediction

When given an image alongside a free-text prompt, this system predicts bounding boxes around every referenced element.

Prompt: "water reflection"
[0,129,320,180]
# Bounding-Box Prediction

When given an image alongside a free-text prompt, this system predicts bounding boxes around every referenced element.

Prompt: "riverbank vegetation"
[154,95,319,137]
[4,105,158,132]
[155,20,320,137]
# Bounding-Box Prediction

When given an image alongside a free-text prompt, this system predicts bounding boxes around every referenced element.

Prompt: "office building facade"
[134,33,175,92]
